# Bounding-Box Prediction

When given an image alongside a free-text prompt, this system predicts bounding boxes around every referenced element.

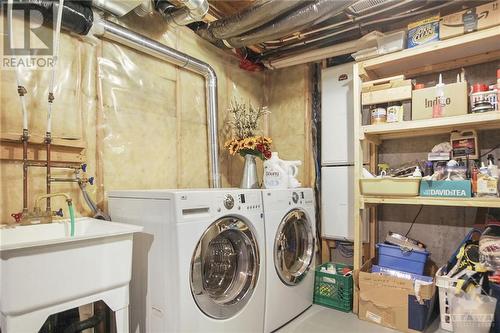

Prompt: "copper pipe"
[22,129,29,213]
[45,133,52,213]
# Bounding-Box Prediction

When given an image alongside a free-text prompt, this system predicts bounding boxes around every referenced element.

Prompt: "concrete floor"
[277,305,446,333]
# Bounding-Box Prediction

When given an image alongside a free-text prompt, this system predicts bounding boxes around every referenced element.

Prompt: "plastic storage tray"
[360,178,421,197]
[313,263,353,312]
[377,243,430,275]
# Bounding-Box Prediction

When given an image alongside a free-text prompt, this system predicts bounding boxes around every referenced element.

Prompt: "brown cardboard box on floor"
[411,81,468,120]
[440,1,500,40]
[355,259,437,333]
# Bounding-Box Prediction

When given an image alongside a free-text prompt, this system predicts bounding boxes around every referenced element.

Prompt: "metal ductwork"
[204,0,305,40]
[11,0,94,35]
[92,18,221,188]
[158,0,209,26]
[220,0,357,48]
[91,0,143,17]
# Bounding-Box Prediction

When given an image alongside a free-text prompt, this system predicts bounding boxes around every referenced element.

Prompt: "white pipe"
[46,0,64,135]
[7,0,28,131]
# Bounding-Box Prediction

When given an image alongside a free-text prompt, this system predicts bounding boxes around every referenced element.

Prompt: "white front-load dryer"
[261,188,316,332]
[108,189,265,333]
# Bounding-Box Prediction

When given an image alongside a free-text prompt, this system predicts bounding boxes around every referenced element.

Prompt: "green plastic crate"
[313,262,353,312]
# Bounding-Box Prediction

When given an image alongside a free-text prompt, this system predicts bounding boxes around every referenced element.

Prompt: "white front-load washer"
[261,188,316,332]
[108,189,265,333]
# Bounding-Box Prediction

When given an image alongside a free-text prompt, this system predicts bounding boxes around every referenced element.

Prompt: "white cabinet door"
[321,166,368,241]
[321,63,354,165]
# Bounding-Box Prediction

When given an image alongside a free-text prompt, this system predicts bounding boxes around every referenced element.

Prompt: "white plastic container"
[360,177,421,197]
[352,47,379,61]
[377,31,406,55]
[263,152,288,189]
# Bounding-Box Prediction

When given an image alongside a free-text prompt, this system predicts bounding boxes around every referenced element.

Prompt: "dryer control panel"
[289,189,314,207]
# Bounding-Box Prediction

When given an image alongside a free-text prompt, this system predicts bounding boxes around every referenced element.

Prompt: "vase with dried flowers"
[224,99,272,188]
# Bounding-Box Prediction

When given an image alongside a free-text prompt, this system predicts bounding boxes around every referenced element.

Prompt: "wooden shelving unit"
[352,27,500,314]
[362,196,500,208]
[362,111,500,141]
[360,26,500,80]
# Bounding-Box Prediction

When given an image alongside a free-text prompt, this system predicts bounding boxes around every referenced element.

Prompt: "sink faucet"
[16,192,72,225]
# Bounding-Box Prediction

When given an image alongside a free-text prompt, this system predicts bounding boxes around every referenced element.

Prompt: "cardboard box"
[440,1,500,40]
[356,259,437,333]
[411,81,468,120]
[420,180,472,198]
[407,15,440,48]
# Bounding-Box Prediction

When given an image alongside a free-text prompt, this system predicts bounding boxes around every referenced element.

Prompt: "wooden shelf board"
[0,133,85,163]
[361,111,500,141]
[362,196,500,208]
[360,26,500,80]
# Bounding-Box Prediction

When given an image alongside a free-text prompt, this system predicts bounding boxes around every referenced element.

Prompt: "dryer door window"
[190,217,260,319]
[274,209,314,286]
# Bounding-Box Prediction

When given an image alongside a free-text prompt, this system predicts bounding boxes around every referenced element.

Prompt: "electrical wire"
[405,205,424,237]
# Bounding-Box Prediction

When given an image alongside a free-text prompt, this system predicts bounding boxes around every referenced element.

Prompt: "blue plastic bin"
[408,295,435,332]
[376,243,430,275]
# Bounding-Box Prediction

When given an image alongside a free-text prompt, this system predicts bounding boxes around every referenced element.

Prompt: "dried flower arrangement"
[223,99,272,160]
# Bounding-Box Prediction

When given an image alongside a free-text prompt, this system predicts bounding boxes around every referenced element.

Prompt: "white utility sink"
[0,217,143,333]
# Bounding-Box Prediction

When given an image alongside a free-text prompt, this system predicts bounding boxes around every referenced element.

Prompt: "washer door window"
[274,209,314,285]
[190,217,260,319]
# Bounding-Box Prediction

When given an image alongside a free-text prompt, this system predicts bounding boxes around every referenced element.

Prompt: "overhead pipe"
[199,0,305,40]
[262,0,464,68]
[221,0,357,48]
[92,18,221,188]
[11,0,94,35]
[261,0,413,46]
[158,0,209,26]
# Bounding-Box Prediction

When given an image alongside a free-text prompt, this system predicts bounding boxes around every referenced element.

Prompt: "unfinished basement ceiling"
[192,0,494,68]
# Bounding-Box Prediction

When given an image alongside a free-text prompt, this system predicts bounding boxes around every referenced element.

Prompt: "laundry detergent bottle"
[263,152,288,189]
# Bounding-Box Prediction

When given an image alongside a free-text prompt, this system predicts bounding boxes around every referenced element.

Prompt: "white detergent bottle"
[263,152,288,189]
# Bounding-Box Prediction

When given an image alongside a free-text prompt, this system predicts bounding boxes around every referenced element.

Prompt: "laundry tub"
[0,218,142,333]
